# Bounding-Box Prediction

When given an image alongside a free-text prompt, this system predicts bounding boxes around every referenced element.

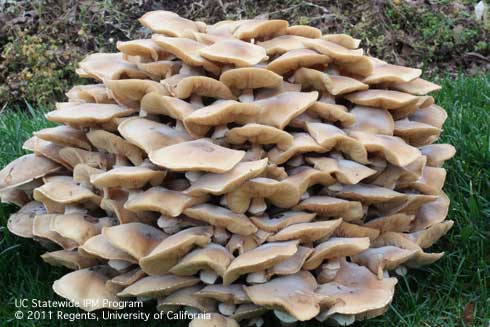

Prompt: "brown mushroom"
[91,166,166,189]
[267,49,331,75]
[117,39,173,62]
[139,11,206,37]
[200,40,268,67]
[322,34,361,49]
[77,53,148,81]
[66,84,114,104]
[7,201,46,238]
[117,274,199,298]
[268,219,342,243]
[34,125,91,150]
[303,237,370,270]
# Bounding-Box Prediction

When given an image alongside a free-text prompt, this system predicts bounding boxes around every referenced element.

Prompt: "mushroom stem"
[249,197,267,215]
[218,302,236,316]
[200,269,219,284]
[239,89,254,103]
[274,310,298,326]
[190,94,203,108]
[246,271,268,284]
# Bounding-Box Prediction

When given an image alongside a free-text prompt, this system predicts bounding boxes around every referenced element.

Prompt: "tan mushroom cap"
[183,101,261,137]
[200,40,268,67]
[220,67,283,90]
[348,106,395,135]
[306,100,355,127]
[352,246,417,279]
[102,223,167,259]
[328,184,407,204]
[118,117,191,154]
[32,214,78,249]
[223,240,299,285]
[139,226,213,275]
[293,67,368,95]
[394,118,441,146]
[50,214,113,245]
[105,267,146,294]
[184,204,258,235]
[104,79,168,109]
[167,76,236,100]
[86,129,144,166]
[364,213,415,233]
[268,219,342,243]
[169,243,234,277]
[350,131,421,167]
[420,144,456,167]
[303,237,371,270]
[407,220,454,249]
[190,313,239,327]
[139,10,206,37]
[233,19,289,40]
[41,249,98,270]
[294,195,363,221]
[306,157,376,184]
[258,35,307,56]
[0,154,60,192]
[226,124,293,150]
[345,90,419,110]
[305,122,369,163]
[0,188,30,207]
[286,25,322,38]
[267,246,313,277]
[303,38,364,62]
[34,125,91,150]
[333,221,380,241]
[409,104,448,129]
[125,186,204,217]
[152,35,220,75]
[77,53,148,81]
[390,78,442,95]
[7,201,46,238]
[254,91,318,129]
[91,166,166,189]
[136,60,181,80]
[362,59,422,85]
[195,284,250,304]
[116,39,172,62]
[59,147,113,170]
[231,303,269,321]
[250,211,316,233]
[23,137,70,169]
[117,274,199,298]
[46,103,135,127]
[267,49,330,75]
[322,34,361,49]
[193,32,232,45]
[149,139,245,173]
[53,267,120,312]
[185,158,268,196]
[397,166,446,195]
[268,132,325,165]
[156,285,217,313]
[79,234,136,262]
[244,271,328,321]
[141,94,196,120]
[66,84,114,104]
[316,259,397,319]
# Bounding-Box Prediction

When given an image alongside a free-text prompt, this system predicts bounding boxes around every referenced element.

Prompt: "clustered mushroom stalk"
[1,10,456,326]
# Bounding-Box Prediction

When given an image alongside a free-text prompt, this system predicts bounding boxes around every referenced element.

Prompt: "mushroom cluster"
[2,10,456,326]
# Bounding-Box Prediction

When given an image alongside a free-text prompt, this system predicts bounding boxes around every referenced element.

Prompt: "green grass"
[0,75,489,327]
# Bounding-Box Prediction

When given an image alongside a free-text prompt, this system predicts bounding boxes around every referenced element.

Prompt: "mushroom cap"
[183,100,261,137]
[233,19,289,41]
[258,35,307,56]
[316,259,397,319]
[152,35,220,75]
[267,245,313,276]
[104,79,168,109]
[156,285,217,313]
[184,204,258,235]
[77,53,148,81]
[306,100,355,127]
[50,213,114,245]
[105,268,146,294]
[139,10,206,37]
[409,104,448,129]
[195,284,250,304]
[117,274,199,298]
[149,139,245,173]
[303,38,364,62]
[118,117,192,154]
[286,25,322,38]
[348,106,395,135]
[225,124,293,150]
[219,67,283,90]
[91,166,166,189]
[125,186,204,217]
[250,211,316,233]
[231,303,269,321]
[200,40,268,67]
[293,68,368,95]
[364,213,415,233]
[7,201,46,238]
[140,94,196,119]
[79,234,136,262]
[345,90,419,110]
[86,129,144,166]
[390,78,441,95]
[167,76,236,100]
[34,125,91,150]
[306,157,376,184]
[322,34,361,49]
[223,240,299,285]
[333,221,380,241]
[303,237,371,270]
[59,147,114,170]
[327,183,407,204]
[267,49,331,75]
[66,84,114,104]
[420,144,456,167]
[0,154,60,192]
[350,131,421,167]
[244,271,327,321]
[394,118,441,146]
[353,246,417,278]
[52,267,120,312]
[136,60,181,80]
[169,243,234,277]
[185,158,268,196]
[102,222,167,259]
[33,214,79,249]
[41,249,98,270]
[408,220,453,249]
[190,313,239,327]
[268,219,342,243]
[139,226,213,275]
[47,103,135,127]
[268,132,325,165]
[116,39,172,62]
[23,137,70,169]
[0,188,30,207]
[294,195,363,221]
[362,60,422,85]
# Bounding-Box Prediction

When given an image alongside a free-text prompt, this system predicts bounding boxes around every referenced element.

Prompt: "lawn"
[0,75,489,327]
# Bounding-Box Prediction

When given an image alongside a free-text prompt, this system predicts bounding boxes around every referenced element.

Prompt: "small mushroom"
[66,84,114,104]
[390,78,441,95]
[116,39,173,62]
[322,34,361,49]
[41,249,98,269]
[347,106,395,135]
[362,58,422,85]
[286,25,322,38]
[420,144,456,167]
[292,67,368,95]
[156,285,217,313]
[49,213,113,245]
[86,129,145,166]
[267,49,331,75]
[79,234,137,263]
[91,166,166,189]
[7,201,46,238]
[220,67,283,101]
[117,274,199,298]
[306,157,376,184]
[104,79,168,109]
[166,76,236,100]
[268,132,325,165]
[352,246,417,279]
[34,125,91,150]
[33,214,79,249]
[268,219,342,243]
[200,40,268,67]
[139,11,206,37]
[77,53,148,81]
[226,124,293,150]
[294,196,363,221]
[233,19,289,41]
[136,60,181,80]
[258,35,307,56]
[250,211,316,233]
[105,268,146,294]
